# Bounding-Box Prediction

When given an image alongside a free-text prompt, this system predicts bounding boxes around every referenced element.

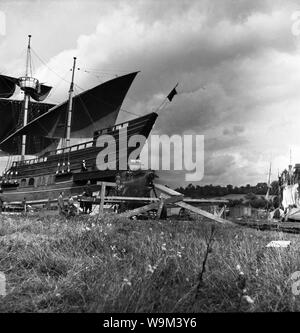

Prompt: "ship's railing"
[14,140,95,167]
[18,77,39,90]
[13,156,48,167]
[12,113,154,168]
[54,141,94,156]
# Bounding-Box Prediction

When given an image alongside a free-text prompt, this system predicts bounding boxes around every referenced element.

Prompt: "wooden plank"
[183,198,229,204]
[156,198,165,220]
[217,206,225,218]
[233,219,300,234]
[175,201,234,225]
[104,196,159,202]
[70,194,227,206]
[154,183,233,225]
[153,184,228,204]
[119,202,159,218]
[119,195,183,218]
[97,181,117,188]
[78,196,159,205]
[154,184,184,196]
[7,198,70,206]
[99,182,106,216]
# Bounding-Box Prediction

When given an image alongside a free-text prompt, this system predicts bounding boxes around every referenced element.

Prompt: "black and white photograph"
[0,0,300,320]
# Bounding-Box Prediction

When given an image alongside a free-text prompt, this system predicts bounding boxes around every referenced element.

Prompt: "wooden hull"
[1,112,158,203]
[3,180,102,203]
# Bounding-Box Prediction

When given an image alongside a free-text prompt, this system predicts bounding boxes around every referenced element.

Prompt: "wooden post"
[99,182,106,216]
[156,197,165,219]
[119,195,183,219]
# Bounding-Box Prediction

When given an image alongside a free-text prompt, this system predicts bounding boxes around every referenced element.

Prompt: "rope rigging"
[1,41,179,178]
[30,48,86,93]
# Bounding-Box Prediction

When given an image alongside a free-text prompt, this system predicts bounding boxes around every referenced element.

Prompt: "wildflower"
[242,295,254,305]
[177,251,182,258]
[55,293,61,298]
[147,264,155,274]
[161,243,167,251]
[113,253,121,260]
[123,278,132,287]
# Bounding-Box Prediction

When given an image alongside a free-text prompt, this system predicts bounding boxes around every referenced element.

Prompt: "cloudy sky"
[1,0,300,187]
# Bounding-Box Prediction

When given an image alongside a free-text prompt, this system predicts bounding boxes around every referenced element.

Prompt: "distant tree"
[270,180,279,195]
[244,193,268,209]
[175,181,281,201]
[272,195,280,209]
[234,186,240,194]
[227,198,243,207]
[245,192,257,201]
[176,187,185,194]
[226,184,233,193]
[256,182,268,195]
[251,197,267,209]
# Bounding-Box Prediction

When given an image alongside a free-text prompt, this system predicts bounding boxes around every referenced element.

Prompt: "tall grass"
[0,213,299,312]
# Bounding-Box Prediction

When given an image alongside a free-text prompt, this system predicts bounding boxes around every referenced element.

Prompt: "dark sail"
[1,72,139,141]
[0,75,17,98]
[23,83,52,102]
[0,74,52,101]
[0,99,58,155]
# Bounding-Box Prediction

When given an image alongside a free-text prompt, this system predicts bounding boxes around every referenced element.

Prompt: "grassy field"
[0,212,299,313]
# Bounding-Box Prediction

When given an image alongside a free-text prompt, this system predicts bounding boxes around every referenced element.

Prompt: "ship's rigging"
[0,35,139,175]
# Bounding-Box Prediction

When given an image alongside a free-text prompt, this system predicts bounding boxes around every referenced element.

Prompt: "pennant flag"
[167,83,178,102]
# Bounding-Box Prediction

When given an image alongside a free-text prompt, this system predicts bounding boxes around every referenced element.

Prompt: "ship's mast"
[265,161,272,201]
[64,57,77,148]
[21,34,32,160]
[267,161,272,187]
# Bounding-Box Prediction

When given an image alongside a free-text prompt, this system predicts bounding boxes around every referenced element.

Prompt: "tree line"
[175,181,280,209]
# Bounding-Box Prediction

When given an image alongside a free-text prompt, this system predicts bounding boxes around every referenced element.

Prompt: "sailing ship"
[0,35,158,204]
